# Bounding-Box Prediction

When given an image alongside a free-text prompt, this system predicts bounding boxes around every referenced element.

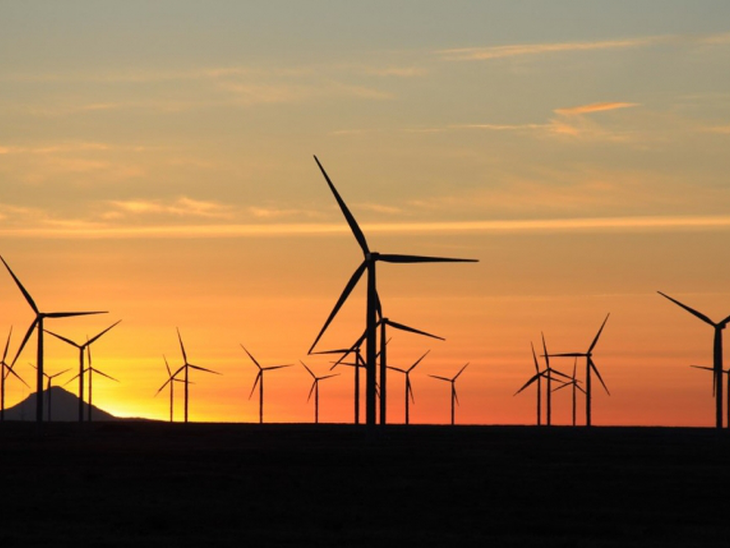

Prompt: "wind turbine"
[308,155,478,426]
[300,361,339,424]
[1,255,107,423]
[540,333,571,426]
[155,355,188,422]
[65,345,119,422]
[552,359,586,427]
[1,327,30,421]
[690,364,730,428]
[313,338,366,424]
[30,364,69,422]
[430,363,469,425]
[165,329,220,423]
[45,320,121,422]
[241,344,292,424]
[547,314,610,427]
[659,291,730,430]
[514,342,549,426]
[386,350,430,425]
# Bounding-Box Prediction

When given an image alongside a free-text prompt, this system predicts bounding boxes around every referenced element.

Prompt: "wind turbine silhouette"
[658,291,730,430]
[547,314,610,427]
[308,156,478,426]
[155,355,189,422]
[539,334,570,426]
[65,345,119,422]
[313,342,365,424]
[241,344,292,424]
[300,361,339,424]
[690,364,730,428]
[514,343,548,426]
[553,359,586,427]
[45,320,121,422]
[1,327,30,421]
[165,329,220,423]
[30,364,69,422]
[387,350,430,425]
[1,255,107,423]
[430,363,469,425]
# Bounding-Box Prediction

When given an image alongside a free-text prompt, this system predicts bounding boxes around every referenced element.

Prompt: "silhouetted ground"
[1,422,729,547]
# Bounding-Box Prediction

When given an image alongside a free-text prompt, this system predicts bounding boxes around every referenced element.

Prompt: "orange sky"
[2,2,730,425]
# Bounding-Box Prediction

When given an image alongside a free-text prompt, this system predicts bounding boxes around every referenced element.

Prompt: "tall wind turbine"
[165,329,220,423]
[547,314,610,427]
[540,333,570,426]
[387,350,430,425]
[65,345,119,422]
[1,255,107,423]
[659,291,730,430]
[45,320,121,422]
[155,355,188,422]
[241,344,292,424]
[300,361,339,424]
[690,364,730,428]
[1,327,30,421]
[553,359,586,427]
[514,343,548,426]
[30,364,69,422]
[430,363,469,425]
[308,156,478,426]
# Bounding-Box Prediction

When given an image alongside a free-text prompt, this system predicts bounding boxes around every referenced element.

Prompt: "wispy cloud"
[437,37,665,61]
[104,197,234,220]
[554,102,640,116]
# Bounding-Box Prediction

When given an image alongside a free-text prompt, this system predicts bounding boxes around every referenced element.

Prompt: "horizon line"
[2,214,730,239]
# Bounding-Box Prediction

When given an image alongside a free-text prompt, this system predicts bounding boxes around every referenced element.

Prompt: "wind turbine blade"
[547,352,586,358]
[6,366,31,389]
[588,313,610,353]
[45,311,107,318]
[248,373,261,400]
[92,369,119,383]
[454,363,469,380]
[176,328,188,364]
[541,332,550,370]
[453,387,460,406]
[407,378,415,404]
[408,350,430,372]
[307,381,316,402]
[300,360,316,379]
[552,382,572,393]
[1,256,39,313]
[387,366,407,373]
[10,318,38,367]
[155,377,173,396]
[384,320,444,341]
[189,364,221,375]
[313,155,370,255]
[263,364,293,371]
[64,374,81,386]
[240,344,262,369]
[86,320,122,346]
[308,260,367,353]
[164,355,172,377]
[690,365,713,372]
[589,357,610,395]
[531,342,539,374]
[657,292,715,326]
[548,368,572,380]
[2,326,12,362]
[44,329,80,348]
[320,373,339,381]
[429,374,451,382]
[49,368,71,379]
[514,374,540,396]
[378,254,478,264]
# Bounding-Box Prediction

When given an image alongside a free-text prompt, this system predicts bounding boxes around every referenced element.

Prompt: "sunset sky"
[2,1,730,426]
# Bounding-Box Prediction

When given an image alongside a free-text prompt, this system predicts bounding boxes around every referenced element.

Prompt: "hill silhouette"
[3,386,118,421]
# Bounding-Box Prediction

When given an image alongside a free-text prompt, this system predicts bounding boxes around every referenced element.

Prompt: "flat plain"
[1,422,729,547]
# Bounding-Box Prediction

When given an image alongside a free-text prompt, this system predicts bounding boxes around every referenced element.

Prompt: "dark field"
[1,422,729,547]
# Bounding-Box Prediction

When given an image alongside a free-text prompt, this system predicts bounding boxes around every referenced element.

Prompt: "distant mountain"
[3,386,118,422]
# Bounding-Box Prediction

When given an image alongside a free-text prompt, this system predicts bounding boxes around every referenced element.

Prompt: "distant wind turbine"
[540,333,570,426]
[690,364,730,428]
[387,350,430,425]
[65,345,119,422]
[514,343,548,426]
[155,355,188,422]
[165,329,220,423]
[300,361,339,424]
[430,363,469,425]
[45,320,121,422]
[30,364,70,422]
[547,314,610,427]
[1,255,107,423]
[552,359,586,427]
[659,291,730,430]
[241,344,292,424]
[1,327,30,421]
[308,155,478,426]
[312,338,366,424]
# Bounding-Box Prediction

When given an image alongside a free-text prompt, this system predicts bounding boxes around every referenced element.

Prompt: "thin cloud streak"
[4,215,730,239]
[554,102,640,116]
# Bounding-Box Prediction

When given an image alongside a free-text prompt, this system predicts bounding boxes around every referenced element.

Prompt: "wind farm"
[3,2,730,545]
